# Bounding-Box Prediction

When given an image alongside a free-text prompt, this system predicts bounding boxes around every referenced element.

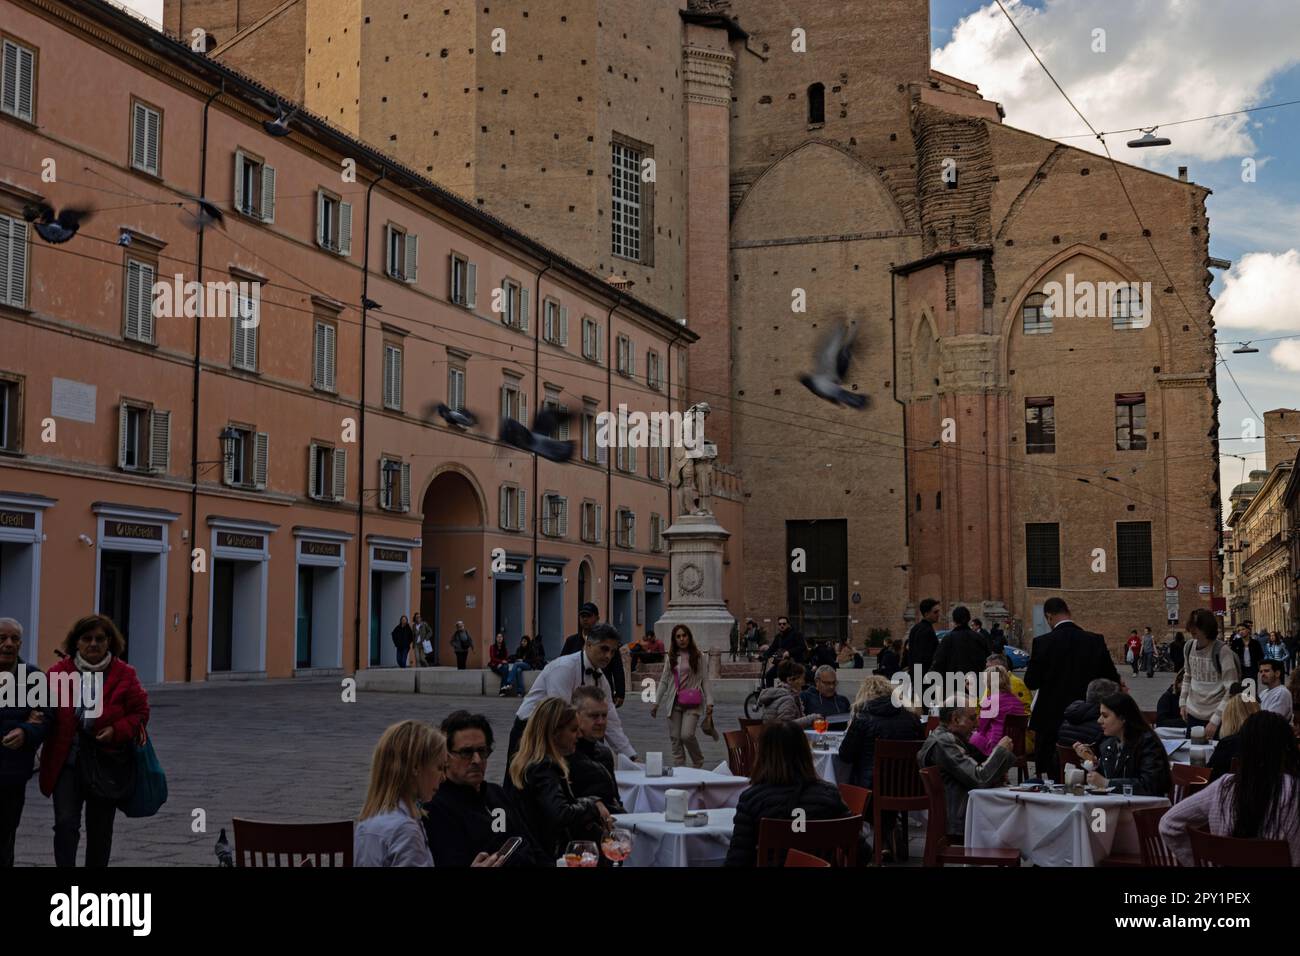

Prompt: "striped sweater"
[1178,639,1241,724]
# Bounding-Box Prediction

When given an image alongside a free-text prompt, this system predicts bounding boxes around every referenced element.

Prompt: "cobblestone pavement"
[11,670,1168,866]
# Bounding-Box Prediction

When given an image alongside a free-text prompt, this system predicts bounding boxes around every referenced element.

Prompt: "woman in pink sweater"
[970,664,1025,757]
[1160,711,1300,866]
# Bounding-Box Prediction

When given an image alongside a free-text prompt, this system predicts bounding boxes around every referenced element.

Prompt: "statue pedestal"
[654,513,735,678]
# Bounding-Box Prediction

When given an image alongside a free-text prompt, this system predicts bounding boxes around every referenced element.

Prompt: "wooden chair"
[924,715,940,735]
[756,815,863,867]
[870,739,927,865]
[738,717,764,731]
[723,730,752,777]
[1134,806,1178,867]
[1003,713,1029,773]
[784,848,832,868]
[232,818,354,867]
[1056,743,1082,781]
[917,767,1020,868]
[837,783,870,816]
[1188,827,1291,867]
[745,723,764,752]
[1170,764,1212,804]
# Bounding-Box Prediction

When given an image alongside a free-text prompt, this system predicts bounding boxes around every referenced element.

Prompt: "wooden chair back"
[837,783,870,816]
[756,815,863,867]
[784,848,832,867]
[1132,806,1177,867]
[1056,743,1081,780]
[918,765,952,867]
[1171,764,1212,804]
[233,818,354,867]
[1188,827,1291,867]
[723,730,752,777]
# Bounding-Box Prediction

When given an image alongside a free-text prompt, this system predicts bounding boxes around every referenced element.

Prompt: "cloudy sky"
[123,0,1298,513]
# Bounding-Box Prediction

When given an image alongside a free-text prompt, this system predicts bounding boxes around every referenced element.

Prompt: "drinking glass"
[564,841,599,868]
[1122,784,1134,797]
[601,828,634,868]
[813,716,829,735]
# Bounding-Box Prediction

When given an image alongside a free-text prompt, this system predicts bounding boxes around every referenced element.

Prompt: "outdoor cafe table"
[612,809,737,867]
[806,731,851,784]
[616,766,751,813]
[964,787,1170,867]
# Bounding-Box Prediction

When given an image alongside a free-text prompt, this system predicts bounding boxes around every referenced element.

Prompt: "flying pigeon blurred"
[214,827,234,867]
[500,411,575,463]
[799,323,867,409]
[23,203,91,244]
[435,402,477,430]
[263,99,297,137]
[179,196,225,232]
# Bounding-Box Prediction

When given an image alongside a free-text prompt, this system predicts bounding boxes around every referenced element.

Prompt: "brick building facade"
[159,0,1221,652]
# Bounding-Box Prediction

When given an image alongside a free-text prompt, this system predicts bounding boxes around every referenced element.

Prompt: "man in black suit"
[902,598,941,676]
[1024,597,1122,779]
[932,605,989,693]
[1229,624,1264,688]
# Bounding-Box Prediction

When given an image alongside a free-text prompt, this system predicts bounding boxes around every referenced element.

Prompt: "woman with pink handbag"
[650,625,714,768]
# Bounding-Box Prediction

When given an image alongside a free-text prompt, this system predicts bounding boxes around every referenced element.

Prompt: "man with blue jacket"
[1,618,49,867]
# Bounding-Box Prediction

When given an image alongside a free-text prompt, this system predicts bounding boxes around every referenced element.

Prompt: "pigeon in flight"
[799,323,867,409]
[434,402,477,430]
[23,203,91,244]
[214,827,234,867]
[263,99,297,137]
[500,409,575,463]
[178,196,225,232]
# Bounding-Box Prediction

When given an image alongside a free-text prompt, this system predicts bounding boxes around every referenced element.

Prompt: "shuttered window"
[581,500,603,543]
[616,508,635,548]
[542,493,568,537]
[308,444,346,501]
[543,300,569,346]
[0,213,28,308]
[223,427,267,489]
[131,101,161,176]
[234,151,276,222]
[499,484,526,531]
[313,320,336,392]
[650,514,664,552]
[385,225,418,283]
[0,376,20,452]
[232,292,259,371]
[124,259,156,344]
[1,39,36,123]
[317,190,352,255]
[383,344,403,410]
[500,279,528,331]
[448,366,466,412]
[450,254,477,308]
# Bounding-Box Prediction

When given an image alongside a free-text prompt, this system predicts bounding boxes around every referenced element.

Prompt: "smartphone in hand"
[497,836,524,865]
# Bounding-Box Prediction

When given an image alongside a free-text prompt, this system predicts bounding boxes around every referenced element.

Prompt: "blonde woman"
[355,720,500,867]
[508,697,611,858]
[1208,684,1260,780]
[651,624,714,767]
[849,674,896,720]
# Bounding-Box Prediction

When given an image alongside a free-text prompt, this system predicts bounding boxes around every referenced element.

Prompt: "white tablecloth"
[964,788,1170,867]
[616,767,750,813]
[612,809,737,867]
[1166,741,1215,765]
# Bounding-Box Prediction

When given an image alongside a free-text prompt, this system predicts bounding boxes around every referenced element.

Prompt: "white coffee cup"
[664,789,689,822]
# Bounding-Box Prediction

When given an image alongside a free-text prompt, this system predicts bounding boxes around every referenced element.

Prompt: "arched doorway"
[420,468,485,666]
[578,560,591,609]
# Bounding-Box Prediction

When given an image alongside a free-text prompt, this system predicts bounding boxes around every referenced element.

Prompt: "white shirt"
[515,650,636,757]
[1260,684,1293,720]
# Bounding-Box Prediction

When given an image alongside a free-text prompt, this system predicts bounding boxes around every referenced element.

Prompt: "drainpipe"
[353,166,386,673]
[531,259,553,639]
[890,269,909,547]
[184,80,224,684]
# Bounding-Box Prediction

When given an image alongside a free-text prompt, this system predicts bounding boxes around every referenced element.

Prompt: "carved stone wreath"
[679,562,704,595]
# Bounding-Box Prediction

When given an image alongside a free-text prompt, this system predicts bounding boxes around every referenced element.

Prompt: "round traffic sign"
[1164,575,1179,590]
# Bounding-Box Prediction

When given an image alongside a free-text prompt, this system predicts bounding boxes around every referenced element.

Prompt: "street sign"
[1164,575,1179,590]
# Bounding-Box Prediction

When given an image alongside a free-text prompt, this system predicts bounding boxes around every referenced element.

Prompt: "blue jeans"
[504,661,531,694]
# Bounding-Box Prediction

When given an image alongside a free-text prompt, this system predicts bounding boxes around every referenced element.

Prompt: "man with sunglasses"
[1,618,49,867]
[760,616,806,688]
[423,711,546,867]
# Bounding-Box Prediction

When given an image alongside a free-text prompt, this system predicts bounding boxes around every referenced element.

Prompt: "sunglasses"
[449,747,492,760]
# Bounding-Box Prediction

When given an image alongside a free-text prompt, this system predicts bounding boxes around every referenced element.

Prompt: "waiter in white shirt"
[507,623,638,763]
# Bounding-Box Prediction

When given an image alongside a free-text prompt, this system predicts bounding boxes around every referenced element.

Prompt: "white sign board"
[51,378,96,423]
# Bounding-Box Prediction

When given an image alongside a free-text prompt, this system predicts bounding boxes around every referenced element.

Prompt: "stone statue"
[673,402,717,515]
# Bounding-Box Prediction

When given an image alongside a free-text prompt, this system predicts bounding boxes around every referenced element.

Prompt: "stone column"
[654,513,736,672]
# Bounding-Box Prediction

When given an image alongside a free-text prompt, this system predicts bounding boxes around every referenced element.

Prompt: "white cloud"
[1209,189,1300,254]
[1213,250,1300,331]
[1270,339,1300,371]
[933,0,1300,164]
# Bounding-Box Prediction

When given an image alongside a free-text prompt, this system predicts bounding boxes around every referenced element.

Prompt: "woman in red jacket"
[40,614,150,867]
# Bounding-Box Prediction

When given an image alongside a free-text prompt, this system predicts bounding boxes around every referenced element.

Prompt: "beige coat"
[654,652,713,711]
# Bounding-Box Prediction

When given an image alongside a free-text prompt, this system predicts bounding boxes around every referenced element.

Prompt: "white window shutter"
[499,384,509,420]
[559,498,568,537]
[124,261,142,340]
[597,504,604,543]
[132,103,147,169]
[261,164,276,222]
[448,254,457,301]
[234,152,245,211]
[331,447,347,501]
[2,218,25,307]
[150,408,170,473]
[519,287,530,332]
[466,262,477,309]
[598,326,605,364]
[597,431,608,466]
[405,234,418,284]
[324,323,336,390]
[379,460,391,510]
[254,432,269,489]
[1,43,17,118]
[517,486,526,531]
[520,391,527,425]
[138,263,156,343]
[146,108,160,175]
[499,485,509,530]
[316,191,327,247]
[392,348,402,409]
[308,442,319,498]
[384,226,393,275]
[117,403,129,468]
[560,306,569,346]
[400,462,412,512]
[313,323,326,388]
[338,202,352,256]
